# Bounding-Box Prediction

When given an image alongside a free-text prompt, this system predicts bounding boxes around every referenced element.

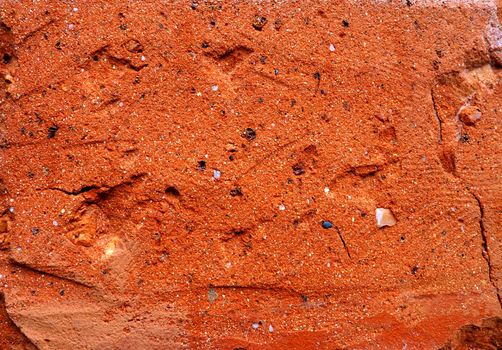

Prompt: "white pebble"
[141,56,146,61]
[72,7,78,12]
[211,85,218,91]
[68,23,75,30]
[375,208,397,228]
[278,204,286,211]
[268,325,274,333]
[213,170,221,179]
[52,220,59,226]
[329,43,336,52]
[252,323,260,329]
[8,207,14,213]
[324,187,330,193]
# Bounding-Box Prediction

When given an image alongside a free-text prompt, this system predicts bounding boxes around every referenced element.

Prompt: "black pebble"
[313,72,321,80]
[59,289,65,296]
[47,125,58,139]
[342,19,349,27]
[2,53,12,64]
[460,134,470,143]
[31,227,40,235]
[242,128,256,140]
[292,164,305,176]
[230,187,243,197]
[197,160,206,171]
[253,16,267,31]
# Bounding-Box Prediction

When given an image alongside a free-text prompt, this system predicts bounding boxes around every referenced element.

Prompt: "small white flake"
[68,23,75,30]
[252,323,260,329]
[268,325,274,333]
[375,208,397,228]
[324,187,330,194]
[72,7,78,12]
[8,207,14,213]
[329,43,336,52]
[141,56,146,61]
[278,204,286,211]
[52,220,59,226]
[211,85,218,91]
[213,169,221,179]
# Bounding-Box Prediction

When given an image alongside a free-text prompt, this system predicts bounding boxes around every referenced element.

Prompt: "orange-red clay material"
[0,1,501,349]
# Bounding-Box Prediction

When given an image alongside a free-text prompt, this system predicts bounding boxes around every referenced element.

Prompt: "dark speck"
[292,163,305,176]
[242,128,256,140]
[48,125,58,139]
[59,289,65,296]
[322,221,333,229]
[31,227,40,235]
[230,187,243,197]
[165,186,181,197]
[252,16,267,31]
[301,294,308,303]
[342,19,349,27]
[197,160,206,171]
[411,266,419,275]
[2,53,12,64]
[191,1,198,10]
[313,72,321,80]
[460,134,469,143]
[201,41,209,48]
[274,68,279,75]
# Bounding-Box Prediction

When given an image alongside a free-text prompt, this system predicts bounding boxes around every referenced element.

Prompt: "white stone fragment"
[375,208,397,228]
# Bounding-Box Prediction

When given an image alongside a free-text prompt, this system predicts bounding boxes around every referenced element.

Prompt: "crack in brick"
[336,226,351,260]
[431,88,443,144]
[471,192,501,309]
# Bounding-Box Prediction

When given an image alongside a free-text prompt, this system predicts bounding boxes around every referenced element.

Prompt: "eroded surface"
[0,1,501,349]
